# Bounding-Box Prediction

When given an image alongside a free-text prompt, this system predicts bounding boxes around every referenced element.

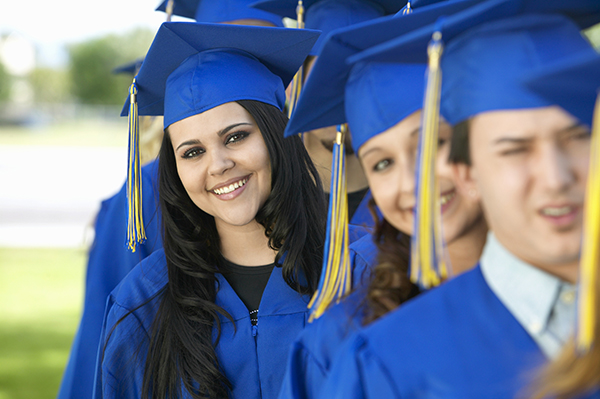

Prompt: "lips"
[538,204,580,227]
[440,189,456,214]
[209,174,250,196]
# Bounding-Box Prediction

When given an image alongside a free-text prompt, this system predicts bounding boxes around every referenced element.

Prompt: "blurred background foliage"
[68,28,154,105]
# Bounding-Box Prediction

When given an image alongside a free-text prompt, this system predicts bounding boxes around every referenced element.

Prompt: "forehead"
[359,110,421,156]
[469,106,579,143]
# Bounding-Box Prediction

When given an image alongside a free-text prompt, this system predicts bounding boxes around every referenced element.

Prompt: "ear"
[451,162,480,202]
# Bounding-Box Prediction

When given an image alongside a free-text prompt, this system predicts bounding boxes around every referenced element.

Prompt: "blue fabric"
[252,0,401,56]
[278,232,379,399]
[318,265,550,399]
[349,189,377,230]
[282,0,481,142]
[155,0,284,26]
[120,22,320,128]
[440,14,599,125]
[522,50,600,128]
[93,249,312,399]
[57,160,162,399]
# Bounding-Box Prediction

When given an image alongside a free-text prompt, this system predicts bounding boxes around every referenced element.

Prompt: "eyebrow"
[175,122,253,151]
[492,123,587,146]
[360,127,421,159]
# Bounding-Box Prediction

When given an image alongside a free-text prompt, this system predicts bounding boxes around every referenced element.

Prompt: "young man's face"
[457,106,590,282]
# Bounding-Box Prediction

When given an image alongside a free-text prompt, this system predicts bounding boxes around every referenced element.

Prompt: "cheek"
[367,173,398,216]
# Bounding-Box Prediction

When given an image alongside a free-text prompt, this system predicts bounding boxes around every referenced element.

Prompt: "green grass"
[0,247,87,399]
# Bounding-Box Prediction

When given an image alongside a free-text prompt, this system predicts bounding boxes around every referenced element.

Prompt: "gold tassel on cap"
[165,0,174,21]
[126,78,146,252]
[410,30,449,289]
[577,92,600,353]
[287,0,306,119]
[308,124,351,322]
[401,0,413,15]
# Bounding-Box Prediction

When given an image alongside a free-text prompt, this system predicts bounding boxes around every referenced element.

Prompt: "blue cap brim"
[283,0,483,137]
[522,50,600,127]
[112,58,144,76]
[156,0,284,25]
[120,22,319,119]
[350,0,600,65]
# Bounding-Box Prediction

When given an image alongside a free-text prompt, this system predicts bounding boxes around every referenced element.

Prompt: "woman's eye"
[183,147,204,158]
[225,131,249,145]
[373,159,392,172]
[438,138,448,147]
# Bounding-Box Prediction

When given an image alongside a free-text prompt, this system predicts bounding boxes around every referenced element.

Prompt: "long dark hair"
[361,199,419,325]
[143,100,326,398]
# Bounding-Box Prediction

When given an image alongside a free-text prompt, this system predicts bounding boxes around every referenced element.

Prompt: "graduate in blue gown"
[276,3,491,397]
[252,0,406,229]
[56,4,287,399]
[92,21,330,399]
[319,1,600,398]
[521,49,600,399]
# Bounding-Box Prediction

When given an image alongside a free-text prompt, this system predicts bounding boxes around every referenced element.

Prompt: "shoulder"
[109,249,168,313]
[349,232,378,287]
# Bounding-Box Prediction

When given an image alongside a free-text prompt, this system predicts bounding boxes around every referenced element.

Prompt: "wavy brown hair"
[362,199,419,325]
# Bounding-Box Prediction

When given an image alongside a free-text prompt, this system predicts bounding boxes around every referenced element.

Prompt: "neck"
[216,219,277,266]
[446,214,488,276]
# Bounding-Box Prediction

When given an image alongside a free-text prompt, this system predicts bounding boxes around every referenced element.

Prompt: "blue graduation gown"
[58,159,162,399]
[278,233,378,399]
[349,189,377,229]
[93,249,315,399]
[319,265,551,399]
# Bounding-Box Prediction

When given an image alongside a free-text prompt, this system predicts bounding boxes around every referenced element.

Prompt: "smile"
[212,177,249,195]
[540,206,575,217]
[440,189,456,206]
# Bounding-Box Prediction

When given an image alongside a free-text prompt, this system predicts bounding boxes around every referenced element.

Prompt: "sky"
[0,0,189,67]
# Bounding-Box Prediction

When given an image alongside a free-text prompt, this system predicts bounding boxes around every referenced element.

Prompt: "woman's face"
[358,110,483,244]
[168,102,272,230]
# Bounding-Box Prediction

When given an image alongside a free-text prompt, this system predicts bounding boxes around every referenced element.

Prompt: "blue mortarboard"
[251,0,403,55]
[155,0,284,26]
[121,22,319,251]
[283,0,485,152]
[349,0,600,124]
[112,58,144,76]
[523,50,600,128]
[122,22,319,127]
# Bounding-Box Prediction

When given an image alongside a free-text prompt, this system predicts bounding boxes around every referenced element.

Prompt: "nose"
[399,156,417,195]
[207,147,235,176]
[538,143,575,194]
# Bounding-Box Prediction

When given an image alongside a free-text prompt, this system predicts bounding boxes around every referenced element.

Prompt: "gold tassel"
[402,0,413,15]
[308,124,351,321]
[126,78,146,252]
[410,30,449,289]
[287,0,305,119]
[165,0,174,21]
[577,93,600,353]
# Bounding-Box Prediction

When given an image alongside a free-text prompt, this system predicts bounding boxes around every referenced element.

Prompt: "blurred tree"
[68,28,154,105]
[29,67,71,103]
[0,61,11,102]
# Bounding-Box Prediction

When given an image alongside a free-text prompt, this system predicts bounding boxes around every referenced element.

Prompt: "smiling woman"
[92,23,326,399]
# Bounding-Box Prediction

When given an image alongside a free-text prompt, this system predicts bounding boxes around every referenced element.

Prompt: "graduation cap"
[283,0,485,148]
[251,0,403,56]
[347,0,600,289]
[112,58,144,76]
[155,0,284,26]
[121,22,319,251]
[523,50,600,353]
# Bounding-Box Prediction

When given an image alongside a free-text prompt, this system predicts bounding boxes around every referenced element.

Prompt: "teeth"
[213,178,247,195]
[440,191,456,206]
[541,206,573,217]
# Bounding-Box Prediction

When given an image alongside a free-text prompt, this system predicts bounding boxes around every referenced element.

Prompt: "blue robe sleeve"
[58,160,161,399]
[92,299,149,399]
